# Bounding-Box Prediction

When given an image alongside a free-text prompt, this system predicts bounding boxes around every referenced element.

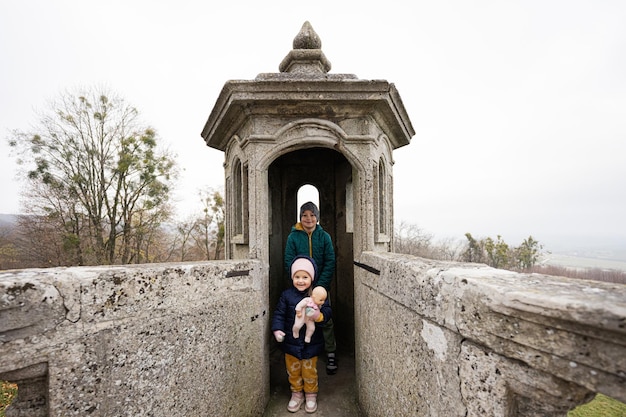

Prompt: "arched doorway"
[268,147,355,352]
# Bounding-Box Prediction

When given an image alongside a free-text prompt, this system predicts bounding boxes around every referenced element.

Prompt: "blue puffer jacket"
[271,286,332,360]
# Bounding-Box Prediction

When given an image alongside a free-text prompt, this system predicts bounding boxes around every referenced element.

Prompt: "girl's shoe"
[287,391,304,413]
[305,393,317,413]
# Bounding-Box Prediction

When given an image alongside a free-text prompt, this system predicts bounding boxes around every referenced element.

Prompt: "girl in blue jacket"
[272,255,332,413]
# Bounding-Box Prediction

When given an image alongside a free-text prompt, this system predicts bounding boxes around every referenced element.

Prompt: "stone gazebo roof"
[201,21,415,151]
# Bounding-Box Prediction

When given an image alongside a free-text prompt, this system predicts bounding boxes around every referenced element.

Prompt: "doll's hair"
[311,286,327,304]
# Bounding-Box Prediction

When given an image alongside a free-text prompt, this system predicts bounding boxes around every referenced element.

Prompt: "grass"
[0,381,17,417]
[568,394,626,417]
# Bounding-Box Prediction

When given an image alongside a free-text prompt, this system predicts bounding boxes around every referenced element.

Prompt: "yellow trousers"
[285,353,318,393]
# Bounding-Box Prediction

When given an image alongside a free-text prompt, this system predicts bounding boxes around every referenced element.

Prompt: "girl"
[272,255,332,413]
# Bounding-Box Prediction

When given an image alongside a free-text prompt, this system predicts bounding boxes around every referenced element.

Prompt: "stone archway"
[268,147,355,351]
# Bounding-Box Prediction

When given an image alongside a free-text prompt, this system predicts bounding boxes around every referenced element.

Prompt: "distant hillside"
[539,233,626,270]
[3,212,625,272]
[541,252,626,272]
[0,214,17,227]
[551,242,626,261]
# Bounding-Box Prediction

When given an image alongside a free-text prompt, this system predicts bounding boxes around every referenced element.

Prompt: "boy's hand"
[306,305,320,321]
[273,330,285,342]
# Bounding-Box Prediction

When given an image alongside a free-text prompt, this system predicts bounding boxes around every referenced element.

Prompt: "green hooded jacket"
[284,223,335,291]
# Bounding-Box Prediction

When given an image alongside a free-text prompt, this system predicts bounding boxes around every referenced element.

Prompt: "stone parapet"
[0,260,269,417]
[354,251,625,416]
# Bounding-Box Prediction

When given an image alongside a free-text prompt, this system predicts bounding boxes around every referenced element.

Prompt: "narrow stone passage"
[263,348,362,416]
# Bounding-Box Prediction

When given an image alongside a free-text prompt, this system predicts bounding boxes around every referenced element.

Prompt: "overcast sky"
[1,0,625,252]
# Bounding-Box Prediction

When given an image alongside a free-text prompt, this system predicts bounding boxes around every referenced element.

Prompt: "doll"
[292,286,327,343]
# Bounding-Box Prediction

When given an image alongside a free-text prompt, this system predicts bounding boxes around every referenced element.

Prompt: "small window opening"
[296,184,320,222]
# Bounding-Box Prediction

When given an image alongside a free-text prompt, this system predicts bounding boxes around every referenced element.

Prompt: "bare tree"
[430,236,464,261]
[175,216,198,262]
[394,221,434,257]
[161,189,225,262]
[192,189,225,260]
[7,87,177,266]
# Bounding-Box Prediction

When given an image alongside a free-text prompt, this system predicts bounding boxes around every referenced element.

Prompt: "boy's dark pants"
[322,318,337,352]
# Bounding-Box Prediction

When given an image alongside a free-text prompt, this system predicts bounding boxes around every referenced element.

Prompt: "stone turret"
[201,20,415,348]
[201,20,414,260]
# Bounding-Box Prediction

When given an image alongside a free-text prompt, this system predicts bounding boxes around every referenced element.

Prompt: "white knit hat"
[291,257,316,280]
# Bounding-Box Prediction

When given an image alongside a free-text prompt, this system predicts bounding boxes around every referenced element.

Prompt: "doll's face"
[292,270,313,292]
[311,287,327,305]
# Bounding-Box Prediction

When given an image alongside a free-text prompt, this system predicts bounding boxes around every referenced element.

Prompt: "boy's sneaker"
[305,393,317,413]
[287,391,304,412]
[326,352,337,375]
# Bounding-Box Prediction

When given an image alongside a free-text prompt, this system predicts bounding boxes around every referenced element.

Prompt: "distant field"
[541,253,626,272]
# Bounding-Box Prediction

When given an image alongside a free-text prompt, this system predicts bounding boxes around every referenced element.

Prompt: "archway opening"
[296,184,319,222]
[267,146,355,397]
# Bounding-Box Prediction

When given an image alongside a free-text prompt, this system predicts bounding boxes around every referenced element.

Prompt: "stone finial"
[279,21,332,75]
[293,21,322,49]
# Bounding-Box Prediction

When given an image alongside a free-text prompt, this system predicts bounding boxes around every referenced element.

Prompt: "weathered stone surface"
[356,279,466,416]
[0,272,69,343]
[460,341,594,417]
[0,363,48,417]
[355,251,626,416]
[1,261,268,417]
[4,252,623,417]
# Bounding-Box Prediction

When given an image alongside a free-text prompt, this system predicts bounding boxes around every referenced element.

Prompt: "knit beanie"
[300,201,320,220]
[291,256,317,281]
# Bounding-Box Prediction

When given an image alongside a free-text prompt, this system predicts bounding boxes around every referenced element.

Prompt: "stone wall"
[354,251,626,417]
[3,252,624,417]
[0,260,269,417]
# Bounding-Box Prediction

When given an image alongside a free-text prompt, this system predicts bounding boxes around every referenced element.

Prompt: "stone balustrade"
[2,253,624,416]
[0,261,269,417]
[354,251,625,417]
